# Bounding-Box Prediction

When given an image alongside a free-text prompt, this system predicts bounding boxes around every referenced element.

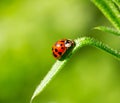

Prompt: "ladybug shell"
[52,39,74,59]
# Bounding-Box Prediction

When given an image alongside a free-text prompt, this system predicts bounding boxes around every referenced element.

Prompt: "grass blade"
[94,26,120,36]
[112,0,120,10]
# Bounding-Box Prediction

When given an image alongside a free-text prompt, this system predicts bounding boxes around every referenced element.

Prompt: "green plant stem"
[73,37,120,59]
[30,37,120,103]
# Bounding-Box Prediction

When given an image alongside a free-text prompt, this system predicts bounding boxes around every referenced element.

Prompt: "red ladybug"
[52,39,74,59]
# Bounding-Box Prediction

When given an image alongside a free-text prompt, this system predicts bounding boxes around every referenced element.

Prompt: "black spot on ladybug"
[60,40,64,42]
[58,52,62,55]
[55,49,58,52]
[60,44,63,46]
[52,48,54,50]
[61,47,64,49]
[53,52,57,57]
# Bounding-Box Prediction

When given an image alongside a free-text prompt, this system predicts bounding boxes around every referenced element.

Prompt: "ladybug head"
[65,39,74,48]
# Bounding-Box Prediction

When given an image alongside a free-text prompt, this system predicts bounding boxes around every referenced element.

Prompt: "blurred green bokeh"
[0,0,120,103]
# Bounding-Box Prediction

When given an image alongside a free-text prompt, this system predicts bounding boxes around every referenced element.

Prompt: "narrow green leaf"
[94,26,120,36]
[112,0,120,10]
[30,37,120,103]
[91,0,120,30]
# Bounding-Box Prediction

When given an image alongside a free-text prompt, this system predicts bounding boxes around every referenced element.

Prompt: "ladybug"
[52,39,74,59]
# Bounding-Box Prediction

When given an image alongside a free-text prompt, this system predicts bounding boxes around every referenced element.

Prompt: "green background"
[0,0,120,103]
